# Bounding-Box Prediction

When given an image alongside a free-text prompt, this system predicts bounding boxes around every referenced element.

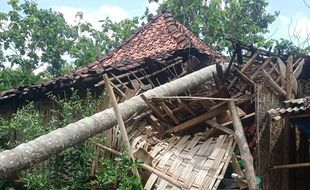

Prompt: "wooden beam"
[167,102,228,134]
[205,113,255,138]
[150,96,244,101]
[286,56,293,100]
[250,57,271,80]
[205,120,234,135]
[270,162,310,170]
[160,102,180,125]
[141,94,170,124]
[233,68,255,85]
[261,70,286,97]
[228,101,258,190]
[103,74,141,179]
[228,52,259,89]
[176,98,197,116]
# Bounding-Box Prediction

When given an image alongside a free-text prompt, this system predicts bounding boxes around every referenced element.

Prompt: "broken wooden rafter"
[141,94,171,124]
[261,70,286,97]
[250,57,271,80]
[167,102,228,134]
[160,102,180,125]
[205,112,255,138]
[205,120,234,135]
[228,52,259,90]
[233,68,255,86]
[176,98,197,116]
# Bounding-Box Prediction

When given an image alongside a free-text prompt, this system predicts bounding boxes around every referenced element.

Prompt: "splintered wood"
[144,135,236,190]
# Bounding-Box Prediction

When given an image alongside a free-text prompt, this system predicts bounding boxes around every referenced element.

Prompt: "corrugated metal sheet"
[274,97,310,115]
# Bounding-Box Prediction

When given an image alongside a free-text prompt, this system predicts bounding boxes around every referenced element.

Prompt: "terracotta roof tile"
[88,12,225,70]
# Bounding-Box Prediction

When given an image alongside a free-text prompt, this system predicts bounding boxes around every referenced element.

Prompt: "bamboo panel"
[145,134,235,190]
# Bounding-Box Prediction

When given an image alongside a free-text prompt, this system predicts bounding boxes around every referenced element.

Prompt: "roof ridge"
[163,13,192,49]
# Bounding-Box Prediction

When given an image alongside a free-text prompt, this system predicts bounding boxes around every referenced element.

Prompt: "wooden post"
[284,55,293,190]
[228,101,258,190]
[286,56,293,100]
[103,74,141,179]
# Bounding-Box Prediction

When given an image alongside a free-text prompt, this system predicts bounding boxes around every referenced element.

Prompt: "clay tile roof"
[89,12,224,69]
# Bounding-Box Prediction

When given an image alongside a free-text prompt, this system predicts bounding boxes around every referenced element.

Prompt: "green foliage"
[70,17,139,67]
[0,89,141,189]
[0,102,49,149]
[0,0,75,76]
[270,38,310,55]
[0,0,139,90]
[158,0,278,52]
[94,152,143,190]
[0,68,42,91]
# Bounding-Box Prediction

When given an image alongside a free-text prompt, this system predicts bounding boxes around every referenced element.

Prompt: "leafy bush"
[0,89,142,189]
[95,151,143,190]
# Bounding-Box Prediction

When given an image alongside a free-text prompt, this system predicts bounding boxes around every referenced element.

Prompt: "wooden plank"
[262,69,286,97]
[277,57,286,78]
[167,102,228,134]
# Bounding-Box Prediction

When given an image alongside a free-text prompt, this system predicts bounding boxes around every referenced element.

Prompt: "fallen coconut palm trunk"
[0,63,227,178]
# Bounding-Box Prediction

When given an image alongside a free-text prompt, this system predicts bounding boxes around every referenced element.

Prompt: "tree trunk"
[0,63,228,178]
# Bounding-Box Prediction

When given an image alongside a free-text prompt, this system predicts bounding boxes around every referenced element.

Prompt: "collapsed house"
[0,13,309,190]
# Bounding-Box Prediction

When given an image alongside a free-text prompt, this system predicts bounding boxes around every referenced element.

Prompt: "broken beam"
[167,102,228,134]
[261,70,286,97]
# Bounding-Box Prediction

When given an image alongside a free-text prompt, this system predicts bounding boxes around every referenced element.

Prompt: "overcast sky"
[0,0,309,47]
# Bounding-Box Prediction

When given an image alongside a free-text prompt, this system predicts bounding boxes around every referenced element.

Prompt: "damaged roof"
[0,12,225,103]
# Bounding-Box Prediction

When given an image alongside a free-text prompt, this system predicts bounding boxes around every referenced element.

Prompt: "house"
[0,12,309,190]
